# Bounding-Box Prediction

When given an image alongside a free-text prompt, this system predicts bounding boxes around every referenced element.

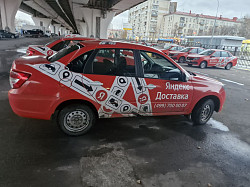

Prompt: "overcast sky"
[111,0,250,29]
[16,0,250,29]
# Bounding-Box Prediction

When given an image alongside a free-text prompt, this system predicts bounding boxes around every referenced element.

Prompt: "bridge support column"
[73,6,115,39]
[32,17,52,31]
[0,0,22,32]
[54,24,61,35]
[49,24,55,34]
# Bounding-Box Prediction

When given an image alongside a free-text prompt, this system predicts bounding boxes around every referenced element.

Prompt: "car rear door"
[138,51,193,114]
[83,48,140,117]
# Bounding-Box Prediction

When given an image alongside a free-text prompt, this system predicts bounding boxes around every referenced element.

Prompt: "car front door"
[83,48,140,117]
[209,51,220,66]
[138,51,193,114]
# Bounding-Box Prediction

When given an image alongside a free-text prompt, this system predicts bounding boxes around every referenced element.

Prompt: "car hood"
[170,51,184,55]
[191,73,223,87]
[188,54,204,58]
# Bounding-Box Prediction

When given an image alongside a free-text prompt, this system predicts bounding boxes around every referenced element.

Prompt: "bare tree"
[238,16,250,38]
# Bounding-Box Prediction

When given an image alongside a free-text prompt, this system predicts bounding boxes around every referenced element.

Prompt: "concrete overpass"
[0,0,146,38]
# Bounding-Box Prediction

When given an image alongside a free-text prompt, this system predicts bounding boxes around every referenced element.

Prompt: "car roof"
[61,37,97,41]
[78,40,163,53]
[205,49,229,52]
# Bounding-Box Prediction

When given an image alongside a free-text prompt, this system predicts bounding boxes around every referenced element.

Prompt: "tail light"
[9,70,30,89]
[26,49,34,56]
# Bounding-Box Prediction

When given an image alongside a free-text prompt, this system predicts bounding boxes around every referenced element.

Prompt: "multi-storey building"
[128,0,176,41]
[162,11,241,37]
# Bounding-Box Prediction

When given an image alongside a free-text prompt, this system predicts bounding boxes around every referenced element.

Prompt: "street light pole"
[210,0,220,48]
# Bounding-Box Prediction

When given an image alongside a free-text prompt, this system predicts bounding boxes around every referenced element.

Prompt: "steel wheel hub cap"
[64,110,90,132]
[201,104,211,122]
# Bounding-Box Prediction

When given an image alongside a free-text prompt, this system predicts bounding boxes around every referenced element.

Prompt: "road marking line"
[220,79,244,86]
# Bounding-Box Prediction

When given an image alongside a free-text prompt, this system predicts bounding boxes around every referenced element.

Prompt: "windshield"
[164,46,172,50]
[170,46,179,51]
[180,47,191,52]
[48,43,84,62]
[199,50,215,56]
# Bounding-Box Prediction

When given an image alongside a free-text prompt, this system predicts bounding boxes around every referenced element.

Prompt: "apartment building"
[162,11,241,37]
[128,0,177,41]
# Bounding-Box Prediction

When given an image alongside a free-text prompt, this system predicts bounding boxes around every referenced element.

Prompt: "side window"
[51,41,65,51]
[67,50,93,73]
[198,48,204,53]
[189,48,197,54]
[92,49,136,77]
[221,51,229,57]
[140,51,182,81]
[213,51,220,57]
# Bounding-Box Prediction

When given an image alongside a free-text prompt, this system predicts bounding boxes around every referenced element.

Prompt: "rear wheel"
[225,63,232,70]
[179,56,185,63]
[58,104,96,136]
[199,61,207,69]
[191,99,214,125]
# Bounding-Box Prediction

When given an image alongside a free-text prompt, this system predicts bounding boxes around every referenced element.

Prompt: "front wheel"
[199,61,207,69]
[179,56,185,63]
[191,99,214,125]
[58,104,96,136]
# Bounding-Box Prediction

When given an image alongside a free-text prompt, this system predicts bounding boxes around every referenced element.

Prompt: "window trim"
[138,50,184,81]
[84,48,139,77]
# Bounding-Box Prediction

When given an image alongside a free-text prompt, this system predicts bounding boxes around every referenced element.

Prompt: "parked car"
[26,35,98,56]
[186,49,237,70]
[9,40,225,136]
[161,44,185,55]
[169,47,204,63]
[23,29,44,38]
[0,30,18,39]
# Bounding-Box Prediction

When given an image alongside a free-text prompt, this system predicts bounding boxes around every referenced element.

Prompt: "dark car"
[0,30,18,39]
[24,29,44,38]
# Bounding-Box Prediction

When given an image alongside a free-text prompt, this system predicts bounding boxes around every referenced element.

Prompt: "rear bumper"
[8,89,55,120]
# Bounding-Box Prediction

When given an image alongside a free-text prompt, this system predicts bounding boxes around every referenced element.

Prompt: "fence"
[180,41,250,68]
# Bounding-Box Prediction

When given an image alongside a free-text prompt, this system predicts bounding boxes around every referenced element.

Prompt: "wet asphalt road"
[0,38,250,187]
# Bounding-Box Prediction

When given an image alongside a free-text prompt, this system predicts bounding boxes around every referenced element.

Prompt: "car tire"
[188,64,192,66]
[179,56,185,63]
[191,99,214,125]
[199,61,207,69]
[225,63,232,70]
[58,104,96,136]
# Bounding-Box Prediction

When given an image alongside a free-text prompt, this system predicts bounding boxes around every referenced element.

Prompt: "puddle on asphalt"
[5,47,27,54]
[207,118,229,132]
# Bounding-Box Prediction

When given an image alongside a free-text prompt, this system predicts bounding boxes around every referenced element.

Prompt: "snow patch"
[207,118,229,132]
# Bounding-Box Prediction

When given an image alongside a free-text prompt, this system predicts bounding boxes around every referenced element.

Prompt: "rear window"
[48,43,84,62]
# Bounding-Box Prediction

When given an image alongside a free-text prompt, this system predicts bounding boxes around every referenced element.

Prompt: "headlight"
[193,57,200,60]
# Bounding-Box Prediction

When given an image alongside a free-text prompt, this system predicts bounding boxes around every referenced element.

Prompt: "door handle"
[145,84,156,89]
[88,81,103,86]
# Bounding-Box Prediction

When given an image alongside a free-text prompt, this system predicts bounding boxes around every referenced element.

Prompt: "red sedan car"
[161,44,185,56]
[26,35,97,56]
[186,49,237,70]
[169,47,204,63]
[9,40,225,136]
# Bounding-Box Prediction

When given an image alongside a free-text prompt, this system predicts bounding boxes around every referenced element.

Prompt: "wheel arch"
[192,95,220,113]
[51,99,99,121]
